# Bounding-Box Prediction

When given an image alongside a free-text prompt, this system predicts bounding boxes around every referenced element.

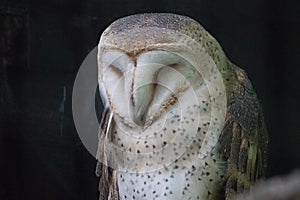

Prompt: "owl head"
[97,13,227,172]
[98,13,227,127]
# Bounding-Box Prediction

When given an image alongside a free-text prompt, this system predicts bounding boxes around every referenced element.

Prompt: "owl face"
[100,48,201,128]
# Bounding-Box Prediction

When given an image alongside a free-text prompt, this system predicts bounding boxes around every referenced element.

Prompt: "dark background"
[0,0,299,199]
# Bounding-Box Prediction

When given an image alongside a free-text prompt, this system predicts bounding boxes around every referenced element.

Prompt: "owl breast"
[110,84,227,200]
[117,148,226,200]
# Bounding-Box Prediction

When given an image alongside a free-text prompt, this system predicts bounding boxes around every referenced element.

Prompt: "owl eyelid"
[108,64,123,76]
[152,63,180,83]
[154,62,180,72]
[160,62,181,70]
[169,63,180,68]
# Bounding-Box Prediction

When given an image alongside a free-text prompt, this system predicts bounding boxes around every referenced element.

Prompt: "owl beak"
[132,83,155,126]
[131,62,161,126]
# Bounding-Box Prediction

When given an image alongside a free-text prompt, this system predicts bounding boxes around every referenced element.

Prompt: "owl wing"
[96,106,119,200]
[219,67,268,199]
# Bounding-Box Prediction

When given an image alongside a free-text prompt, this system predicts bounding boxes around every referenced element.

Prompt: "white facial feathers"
[100,50,202,127]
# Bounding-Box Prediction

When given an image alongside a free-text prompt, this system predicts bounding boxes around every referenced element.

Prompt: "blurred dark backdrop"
[0,0,299,199]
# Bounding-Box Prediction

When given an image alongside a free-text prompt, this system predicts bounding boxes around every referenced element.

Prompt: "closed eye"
[155,62,180,75]
[169,63,180,68]
[108,64,123,77]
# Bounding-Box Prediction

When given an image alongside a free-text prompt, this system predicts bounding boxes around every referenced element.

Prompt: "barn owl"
[95,13,268,200]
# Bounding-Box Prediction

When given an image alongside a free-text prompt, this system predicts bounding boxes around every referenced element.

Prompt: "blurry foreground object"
[237,170,300,200]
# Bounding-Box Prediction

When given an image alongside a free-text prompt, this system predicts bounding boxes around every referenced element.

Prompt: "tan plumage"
[96,13,268,200]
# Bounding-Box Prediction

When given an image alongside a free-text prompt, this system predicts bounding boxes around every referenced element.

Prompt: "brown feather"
[219,68,268,199]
